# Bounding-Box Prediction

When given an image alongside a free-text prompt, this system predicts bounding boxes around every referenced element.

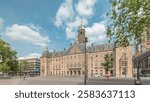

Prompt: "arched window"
[95,70,98,74]
[96,55,98,57]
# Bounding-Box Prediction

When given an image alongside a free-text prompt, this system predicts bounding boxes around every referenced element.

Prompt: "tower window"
[81,31,84,35]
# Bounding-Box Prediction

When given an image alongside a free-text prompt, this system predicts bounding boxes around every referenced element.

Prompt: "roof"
[87,43,115,53]
[41,43,115,58]
[50,51,67,57]
[41,49,49,58]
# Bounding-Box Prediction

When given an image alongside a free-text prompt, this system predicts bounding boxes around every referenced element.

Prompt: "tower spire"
[78,21,86,43]
[44,41,49,51]
[79,20,85,30]
[41,41,49,58]
[45,45,48,50]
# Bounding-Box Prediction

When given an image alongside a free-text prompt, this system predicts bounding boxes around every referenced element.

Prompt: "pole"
[84,42,87,85]
[134,59,142,85]
[84,37,88,85]
[135,43,142,85]
[137,60,140,81]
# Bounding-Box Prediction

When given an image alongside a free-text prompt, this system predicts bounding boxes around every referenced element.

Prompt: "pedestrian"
[23,73,26,80]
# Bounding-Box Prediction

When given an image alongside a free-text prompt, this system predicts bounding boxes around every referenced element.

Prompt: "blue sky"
[0,0,110,58]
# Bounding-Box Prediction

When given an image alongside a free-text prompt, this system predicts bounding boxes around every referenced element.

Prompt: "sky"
[0,0,111,58]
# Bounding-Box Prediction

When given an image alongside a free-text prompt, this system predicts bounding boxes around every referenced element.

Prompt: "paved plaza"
[0,76,150,85]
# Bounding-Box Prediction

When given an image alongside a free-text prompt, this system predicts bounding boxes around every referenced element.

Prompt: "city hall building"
[40,25,133,77]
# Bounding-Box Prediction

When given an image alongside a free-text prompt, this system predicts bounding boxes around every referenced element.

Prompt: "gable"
[68,43,82,54]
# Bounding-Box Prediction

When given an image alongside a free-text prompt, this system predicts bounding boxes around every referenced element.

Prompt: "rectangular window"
[100,67,103,69]
[121,61,127,66]
[95,62,98,67]
[146,31,150,42]
[95,55,98,57]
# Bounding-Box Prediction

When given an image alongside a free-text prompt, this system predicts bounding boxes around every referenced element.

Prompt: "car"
[0,72,3,76]
[29,73,35,77]
[143,74,150,77]
[133,74,145,77]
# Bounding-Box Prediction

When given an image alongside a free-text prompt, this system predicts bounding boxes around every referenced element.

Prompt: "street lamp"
[134,59,142,85]
[84,37,88,85]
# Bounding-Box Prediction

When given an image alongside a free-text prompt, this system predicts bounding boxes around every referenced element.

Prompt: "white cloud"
[75,0,97,17]
[0,17,4,28]
[66,16,88,39]
[18,53,41,59]
[86,22,107,45]
[54,0,74,27]
[54,0,107,44]
[54,0,98,40]
[5,24,50,47]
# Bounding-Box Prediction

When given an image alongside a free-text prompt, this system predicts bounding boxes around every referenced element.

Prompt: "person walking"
[23,73,26,80]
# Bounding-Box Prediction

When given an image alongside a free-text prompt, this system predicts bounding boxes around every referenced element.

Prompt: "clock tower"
[77,22,86,44]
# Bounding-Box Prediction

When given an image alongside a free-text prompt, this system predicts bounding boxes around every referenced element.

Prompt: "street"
[0,76,150,85]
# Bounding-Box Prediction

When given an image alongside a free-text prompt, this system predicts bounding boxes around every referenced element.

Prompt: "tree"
[106,0,150,46]
[106,0,149,84]
[0,63,10,73]
[19,60,28,73]
[102,53,114,76]
[0,39,18,74]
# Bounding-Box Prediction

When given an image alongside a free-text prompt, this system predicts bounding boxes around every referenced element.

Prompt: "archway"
[70,71,72,75]
[78,70,81,75]
[119,54,128,77]
[74,70,76,75]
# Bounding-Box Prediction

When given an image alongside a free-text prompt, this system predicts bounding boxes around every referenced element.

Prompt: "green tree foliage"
[106,0,150,45]
[19,60,28,72]
[102,53,114,74]
[0,39,18,73]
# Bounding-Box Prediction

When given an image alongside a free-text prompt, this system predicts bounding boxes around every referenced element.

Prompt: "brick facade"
[40,26,133,77]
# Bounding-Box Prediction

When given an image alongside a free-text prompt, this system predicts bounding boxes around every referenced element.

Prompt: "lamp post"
[84,37,88,85]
